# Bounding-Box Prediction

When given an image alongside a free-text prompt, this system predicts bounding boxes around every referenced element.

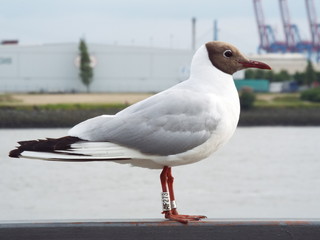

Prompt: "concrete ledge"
[1,219,320,240]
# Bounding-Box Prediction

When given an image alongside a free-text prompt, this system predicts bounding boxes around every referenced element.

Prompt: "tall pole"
[213,20,218,41]
[191,17,196,51]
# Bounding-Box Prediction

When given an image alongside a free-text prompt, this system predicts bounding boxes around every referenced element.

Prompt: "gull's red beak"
[239,60,271,70]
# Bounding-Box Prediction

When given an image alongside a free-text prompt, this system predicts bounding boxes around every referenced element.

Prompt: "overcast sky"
[0,0,318,54]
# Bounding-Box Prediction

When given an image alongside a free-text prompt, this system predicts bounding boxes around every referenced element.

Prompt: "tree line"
[244,60,320,87]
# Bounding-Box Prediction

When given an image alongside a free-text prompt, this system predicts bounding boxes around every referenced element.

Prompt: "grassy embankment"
[0,94,128,128]
[240,93,320,126]
[0,93,319,127]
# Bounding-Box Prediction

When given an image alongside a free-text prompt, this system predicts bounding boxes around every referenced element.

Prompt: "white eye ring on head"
[223,50,233,58]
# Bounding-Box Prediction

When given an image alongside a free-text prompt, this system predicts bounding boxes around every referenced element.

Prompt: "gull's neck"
[189,45,236,96]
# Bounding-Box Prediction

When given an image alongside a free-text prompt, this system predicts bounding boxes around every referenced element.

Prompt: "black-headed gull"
[9,41,271,223]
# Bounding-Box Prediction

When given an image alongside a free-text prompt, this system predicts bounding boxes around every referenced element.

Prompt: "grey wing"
[69,90,221,156]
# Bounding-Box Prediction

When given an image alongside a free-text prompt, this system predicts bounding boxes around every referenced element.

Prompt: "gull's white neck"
[187,45,240,129]
[189,45,236,96]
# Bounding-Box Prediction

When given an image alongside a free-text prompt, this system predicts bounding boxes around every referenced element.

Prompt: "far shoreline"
[1,106,320,128]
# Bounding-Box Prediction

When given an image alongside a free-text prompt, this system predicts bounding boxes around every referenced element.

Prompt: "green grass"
[273,95,301,102]
[0,94,21,104]
[1,93,320,110]
[255,94,320,108]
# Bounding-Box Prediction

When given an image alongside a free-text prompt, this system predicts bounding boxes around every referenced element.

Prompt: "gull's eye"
[223,50,233,58]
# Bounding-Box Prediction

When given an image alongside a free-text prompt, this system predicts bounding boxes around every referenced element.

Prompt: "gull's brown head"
[205,41,271,75]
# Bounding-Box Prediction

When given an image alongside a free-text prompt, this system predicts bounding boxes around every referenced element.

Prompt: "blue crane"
[305,0,320,61]
[278,0,313,57]
[253,0,287,53]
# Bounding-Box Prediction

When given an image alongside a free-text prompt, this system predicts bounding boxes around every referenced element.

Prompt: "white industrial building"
[0,43,193,93]
[0,42,318,93]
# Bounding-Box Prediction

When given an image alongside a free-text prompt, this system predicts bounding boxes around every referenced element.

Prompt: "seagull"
[9,41,271,223]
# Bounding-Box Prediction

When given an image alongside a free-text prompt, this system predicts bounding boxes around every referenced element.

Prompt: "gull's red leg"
[160,166,172,220]
[160,166,169,192]
[160,166,206,224]
[167,167,178,215]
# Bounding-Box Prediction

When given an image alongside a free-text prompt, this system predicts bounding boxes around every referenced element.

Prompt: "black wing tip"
[8,136,82,159]
[9,149,21,158]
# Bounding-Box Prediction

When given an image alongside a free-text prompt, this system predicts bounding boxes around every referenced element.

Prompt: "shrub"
[239,87,256,110]
[300,87,320,102]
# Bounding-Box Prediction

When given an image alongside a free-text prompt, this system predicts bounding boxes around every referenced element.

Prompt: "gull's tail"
[8,136,132,162]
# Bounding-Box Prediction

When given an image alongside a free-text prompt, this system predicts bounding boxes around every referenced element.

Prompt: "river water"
[0,127,319,220]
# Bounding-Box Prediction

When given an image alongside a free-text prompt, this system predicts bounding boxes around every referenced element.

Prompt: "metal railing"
[1,219,320,240]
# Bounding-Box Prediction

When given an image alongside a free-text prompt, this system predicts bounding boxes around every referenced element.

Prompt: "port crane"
[253,0,287,53]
